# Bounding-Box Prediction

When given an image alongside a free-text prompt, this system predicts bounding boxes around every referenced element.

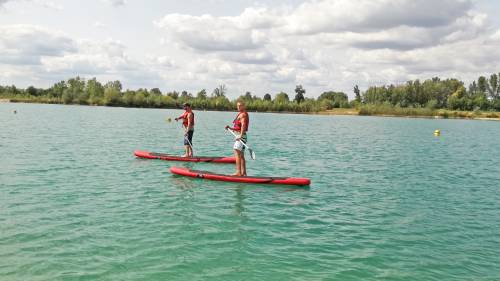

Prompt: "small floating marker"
[166,117,172,122]
[434,129,441,136]
[13,110,17,114]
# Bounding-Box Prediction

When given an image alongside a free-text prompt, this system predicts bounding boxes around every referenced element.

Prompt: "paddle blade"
[248,149,256,160]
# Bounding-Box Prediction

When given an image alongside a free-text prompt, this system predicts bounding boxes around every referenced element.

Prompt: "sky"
[1,0,499,99]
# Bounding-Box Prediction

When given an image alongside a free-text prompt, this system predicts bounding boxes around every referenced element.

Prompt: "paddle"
[226,128,256,160]
[168,117,194,156]
[184,132,194,155]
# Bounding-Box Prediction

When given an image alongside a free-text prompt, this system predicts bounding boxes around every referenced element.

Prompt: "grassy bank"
[318,105,500,120]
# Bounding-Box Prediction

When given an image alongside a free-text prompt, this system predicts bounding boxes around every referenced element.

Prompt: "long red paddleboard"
[134,150,235,163]
[170,166,311,186]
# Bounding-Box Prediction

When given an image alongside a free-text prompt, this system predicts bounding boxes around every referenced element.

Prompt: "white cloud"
[155,0,485,55]
[151,56,175,68]
[150,0,499,96]
[0,25,76,65]
[34,0,63,10]
[285,0,472,34]
[155,13,269,52]
[102,0,126,7]
[218,49,276,64]
[94,21,107,28]
[0,25,162,89]
[41,39,131,75]
[491,29,500,40]
[1,0,63,9]
[1,0,500,98]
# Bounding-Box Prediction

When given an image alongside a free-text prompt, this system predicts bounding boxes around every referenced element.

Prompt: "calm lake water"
[1,103,499,280]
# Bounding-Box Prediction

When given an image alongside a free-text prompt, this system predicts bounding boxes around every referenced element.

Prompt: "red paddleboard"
[134,150,235,163]
[170,166,311,186]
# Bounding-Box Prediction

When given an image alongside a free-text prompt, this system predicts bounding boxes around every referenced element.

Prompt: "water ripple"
[1,104,500,280]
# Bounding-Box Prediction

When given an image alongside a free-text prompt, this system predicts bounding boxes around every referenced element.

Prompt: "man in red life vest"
[175,103,194,157]
[225,101,249,176]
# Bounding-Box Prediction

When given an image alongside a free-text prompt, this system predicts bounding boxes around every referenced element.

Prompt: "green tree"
[122,90,135,106]
[181,91,192,98]
[67,77,86,104]
[487,73,500,99]
[212,84,227,97]
[478,76,487,94]
[86,78,104,105]
[134,90,146,106]
[274,92,289,103]
[167,91,179,99]
[62,89,74,104]
[105,80,122,92]
[294,85,305,103]
[354,85,361,102]
[150,88,162,96]
[238,91,253,102]
[319,91,349,108]
[104,87,121,106]
[263,93,272,101]
[447,86,467,110]
[49,81,67,99]
[197,89,207,99]
[26,86,39,96]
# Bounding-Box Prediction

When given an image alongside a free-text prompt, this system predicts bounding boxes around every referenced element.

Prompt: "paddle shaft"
[173,118,194,154]
[226,128,255,160]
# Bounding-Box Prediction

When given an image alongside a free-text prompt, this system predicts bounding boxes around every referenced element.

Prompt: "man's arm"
[175,113,185,121]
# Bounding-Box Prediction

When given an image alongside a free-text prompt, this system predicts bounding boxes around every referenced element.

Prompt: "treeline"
[0,78,349,112]
[361,74,500,111]
[1,72,499,113]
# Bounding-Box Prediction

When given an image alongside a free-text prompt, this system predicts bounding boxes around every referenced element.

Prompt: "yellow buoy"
[434,129,440,136]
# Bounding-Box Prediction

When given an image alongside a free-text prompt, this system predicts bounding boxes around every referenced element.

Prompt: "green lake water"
[1,103,499,280]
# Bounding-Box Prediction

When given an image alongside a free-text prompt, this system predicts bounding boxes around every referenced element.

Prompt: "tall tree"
[181,91,192,98]
[212,84,227,97]
[197,89,207,99]
[86,78,104,104]
[487,73,500,99]
[50,81,67,98]
[294,85,305,103]
[478,76,487,94]
[67,76,86,104]
[244,91,252,100]
[354,85,361,102]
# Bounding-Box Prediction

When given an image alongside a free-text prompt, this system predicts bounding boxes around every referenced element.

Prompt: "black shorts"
[184,130,194,145]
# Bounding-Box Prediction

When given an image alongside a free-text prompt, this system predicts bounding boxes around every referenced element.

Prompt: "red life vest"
[233,112,249,132]
[181,111,194,128]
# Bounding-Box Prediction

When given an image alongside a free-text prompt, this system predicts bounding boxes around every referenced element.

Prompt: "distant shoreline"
[313,108,500,121]
[5,100,500,121]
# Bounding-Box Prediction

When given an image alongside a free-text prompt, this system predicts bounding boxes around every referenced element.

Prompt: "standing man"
[225,101,249,176]
[175,103,194,157]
